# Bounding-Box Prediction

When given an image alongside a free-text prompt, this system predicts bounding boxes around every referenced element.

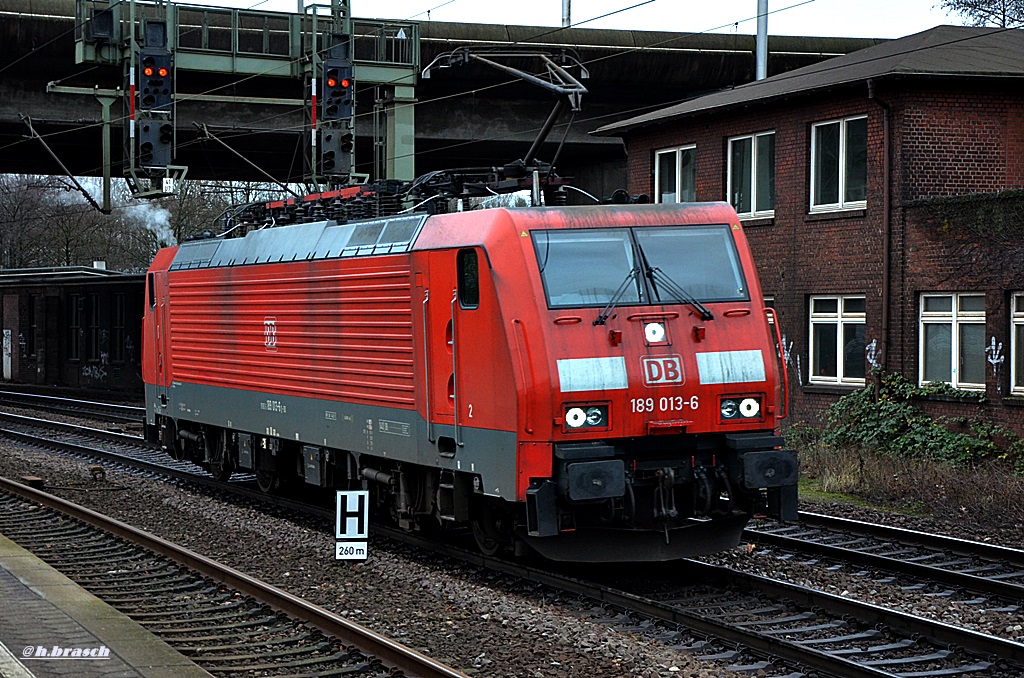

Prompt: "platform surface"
[0,532,211,678]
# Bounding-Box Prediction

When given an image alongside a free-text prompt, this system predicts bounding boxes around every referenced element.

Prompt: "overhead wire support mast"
[20,114,106,214]
[421,48,588,175]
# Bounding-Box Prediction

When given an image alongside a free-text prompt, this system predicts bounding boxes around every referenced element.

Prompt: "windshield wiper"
[646,266,715,320]
[594,266,640,325]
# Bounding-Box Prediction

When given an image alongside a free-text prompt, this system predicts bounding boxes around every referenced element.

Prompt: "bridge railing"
[352,20,418,69]
[75,0,419,79]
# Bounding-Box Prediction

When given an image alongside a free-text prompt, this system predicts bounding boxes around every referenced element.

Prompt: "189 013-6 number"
[630,395,699,413]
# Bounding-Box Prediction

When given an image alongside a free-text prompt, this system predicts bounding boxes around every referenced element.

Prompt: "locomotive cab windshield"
[532,224,748,312]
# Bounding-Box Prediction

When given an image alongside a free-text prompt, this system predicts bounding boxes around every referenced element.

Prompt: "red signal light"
[143,66,154,77]
[340,78,351,88]
[157,67,169,77]
[326,77,338,88]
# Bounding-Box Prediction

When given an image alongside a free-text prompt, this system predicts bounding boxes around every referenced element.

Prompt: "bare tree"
[940,0,1024,27]
[0,175,73,268]
[0,175,294,273]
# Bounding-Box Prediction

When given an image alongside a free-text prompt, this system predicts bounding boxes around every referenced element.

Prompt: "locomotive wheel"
[209,457,232,482]
[255,469,279,493]
[471,498,511,557]
[161,420,185,461]
[205,430,233,482]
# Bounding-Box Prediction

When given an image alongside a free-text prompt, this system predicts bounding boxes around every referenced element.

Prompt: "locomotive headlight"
[564,404,609,431]
[739,397,761,418]
[644,322,666,343]
[720,399,739,419]
[566,407,587,428]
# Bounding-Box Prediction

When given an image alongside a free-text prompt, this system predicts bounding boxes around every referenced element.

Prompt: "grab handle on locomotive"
[765,307,789,420]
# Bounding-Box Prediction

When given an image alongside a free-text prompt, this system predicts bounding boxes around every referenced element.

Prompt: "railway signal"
[321,60,353,122]
[320,126,352,175]
[138,49,173,112]
[137,116,172,167]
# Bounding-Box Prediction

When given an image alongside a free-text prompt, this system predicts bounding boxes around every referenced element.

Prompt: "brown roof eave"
[591,80,865,137]
[592,71,1024,138]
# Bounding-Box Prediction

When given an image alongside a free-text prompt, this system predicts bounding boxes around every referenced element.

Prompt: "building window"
[1012,293,1024,394]
[809,295,866,384]
[68,294,82,361]
[112,293,125,362]
[728,132,775,216]
[919,293,985,389]
[810,116,867,211]
[88,294,100,361]
[26,295,41,358]
[655,145,696,204]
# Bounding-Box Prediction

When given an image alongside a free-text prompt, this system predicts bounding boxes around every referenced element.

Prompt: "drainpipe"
[756,0,768,80]
[868,78,891,375]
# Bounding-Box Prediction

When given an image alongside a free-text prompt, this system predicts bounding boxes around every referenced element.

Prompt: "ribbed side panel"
[166,261,415,407]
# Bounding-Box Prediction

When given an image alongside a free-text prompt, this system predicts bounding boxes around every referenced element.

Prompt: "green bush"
[821,373,1023,472]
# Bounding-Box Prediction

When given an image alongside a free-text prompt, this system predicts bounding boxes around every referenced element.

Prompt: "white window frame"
[654,144,696,204]
[918,293,986,390]
[1012,293,1024,395]
[810,115,867,212]
[727,131,775,218]
[809,295,867,385]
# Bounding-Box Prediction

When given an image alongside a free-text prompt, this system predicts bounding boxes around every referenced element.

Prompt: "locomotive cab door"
[424,248,484,455]
[147,271,172,390]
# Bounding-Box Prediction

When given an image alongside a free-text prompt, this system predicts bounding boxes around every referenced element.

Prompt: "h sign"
[335,491,369,539]
[641,355,684,386]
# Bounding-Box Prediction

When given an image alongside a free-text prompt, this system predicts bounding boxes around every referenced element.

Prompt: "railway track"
[745,512,1024,602]
[0,476,466,678]
[0,390,145,425]
[4,410,1024,676]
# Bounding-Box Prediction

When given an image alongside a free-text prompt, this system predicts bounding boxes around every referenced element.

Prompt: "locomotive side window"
[148,273,156,309]
[532,229,640,308]
[457,249,479,309]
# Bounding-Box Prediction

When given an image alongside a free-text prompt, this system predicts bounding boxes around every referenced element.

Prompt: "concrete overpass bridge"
[0,0,880,196]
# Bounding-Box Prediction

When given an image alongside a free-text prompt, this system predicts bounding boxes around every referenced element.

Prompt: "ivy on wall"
[914,189,1024,242]
[908,189,1024,285]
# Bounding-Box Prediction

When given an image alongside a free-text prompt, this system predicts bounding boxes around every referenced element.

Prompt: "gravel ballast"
[2,430,1023,675]
[0,441,743,677]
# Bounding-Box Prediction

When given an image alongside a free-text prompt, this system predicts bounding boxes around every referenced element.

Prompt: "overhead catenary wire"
[0,0,827,170]
[0,0,795,160]
[1,0,995,186]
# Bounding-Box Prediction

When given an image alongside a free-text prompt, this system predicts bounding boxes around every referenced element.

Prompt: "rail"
[0,476,467,678]
[7,410,1024,676]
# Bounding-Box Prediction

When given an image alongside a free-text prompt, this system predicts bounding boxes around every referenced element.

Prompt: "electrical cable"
[1,0,1003,185]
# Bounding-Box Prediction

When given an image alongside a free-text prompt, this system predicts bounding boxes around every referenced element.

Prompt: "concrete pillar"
[386,84,416,182]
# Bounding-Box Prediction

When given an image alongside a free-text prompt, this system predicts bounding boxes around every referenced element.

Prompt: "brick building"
[596,26,1024,435]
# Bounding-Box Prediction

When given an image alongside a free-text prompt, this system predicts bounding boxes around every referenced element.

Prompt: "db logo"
[641,355,684,386]
[264,317,277,352]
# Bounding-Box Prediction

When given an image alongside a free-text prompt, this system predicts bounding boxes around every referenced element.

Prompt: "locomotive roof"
[170,214,428,270]
[169,203,739,271]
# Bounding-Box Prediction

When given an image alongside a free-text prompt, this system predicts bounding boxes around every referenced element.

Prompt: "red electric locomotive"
[143,200,796,562]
